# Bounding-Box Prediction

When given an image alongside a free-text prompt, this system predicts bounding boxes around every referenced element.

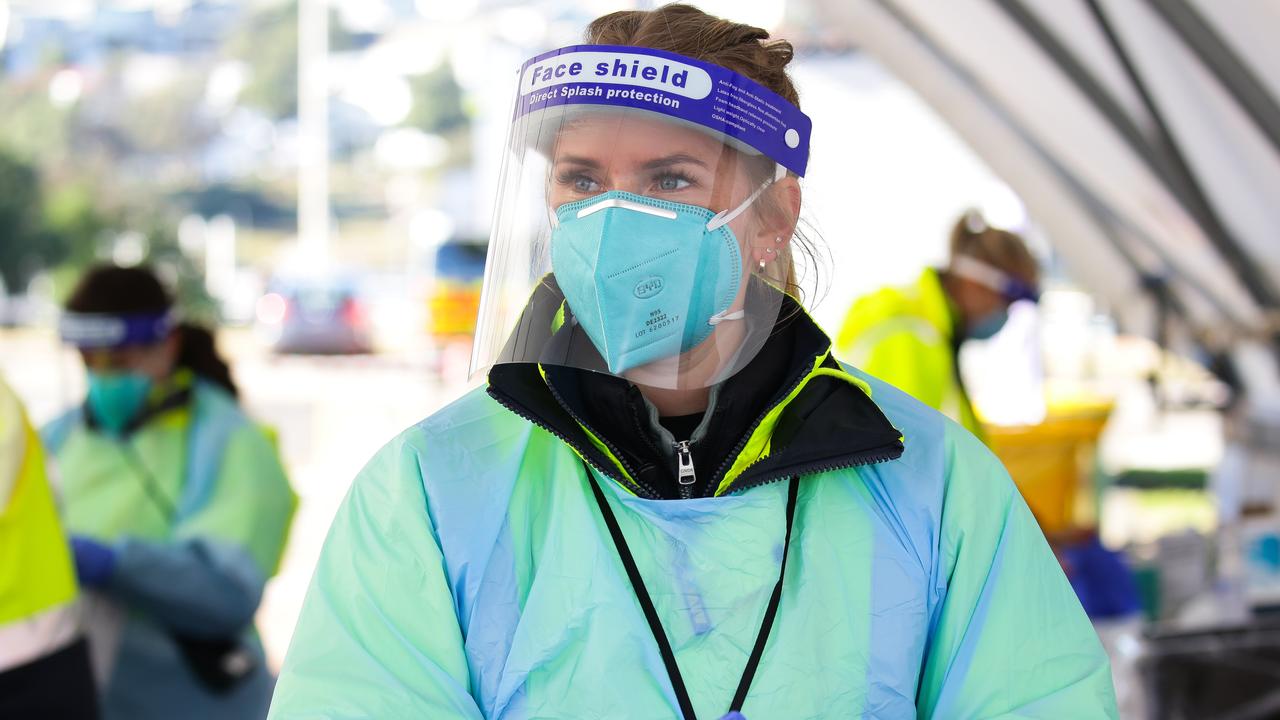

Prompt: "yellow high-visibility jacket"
[837,268,983,438]
[0,375,80,671]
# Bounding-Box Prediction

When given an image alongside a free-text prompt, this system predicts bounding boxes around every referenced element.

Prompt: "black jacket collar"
[487,282,903,499]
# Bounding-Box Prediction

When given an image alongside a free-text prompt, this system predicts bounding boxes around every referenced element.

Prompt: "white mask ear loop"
[706,166,787,327]
[705,164,786,232]
[708,309,746,326]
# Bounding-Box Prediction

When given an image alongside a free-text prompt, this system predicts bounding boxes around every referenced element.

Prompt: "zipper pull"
[674,440,696,486]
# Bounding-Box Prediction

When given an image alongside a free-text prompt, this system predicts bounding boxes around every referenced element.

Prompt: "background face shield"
[471,45,811,391]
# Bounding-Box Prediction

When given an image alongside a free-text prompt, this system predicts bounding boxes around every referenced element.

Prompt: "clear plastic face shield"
[471,45,811,390]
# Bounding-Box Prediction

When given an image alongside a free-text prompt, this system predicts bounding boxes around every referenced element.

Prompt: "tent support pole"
[1082,0,1280,360]
[1144,0,1280,161]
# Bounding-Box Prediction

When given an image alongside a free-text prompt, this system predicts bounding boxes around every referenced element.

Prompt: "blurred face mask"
[550,186,768,374]
[967,306,1010,341]
[86,371,153,436]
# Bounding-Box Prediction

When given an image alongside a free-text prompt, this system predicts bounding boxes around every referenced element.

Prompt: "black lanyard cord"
[584,462,800,720]
[119,441,178,524]
[729,472,799,713]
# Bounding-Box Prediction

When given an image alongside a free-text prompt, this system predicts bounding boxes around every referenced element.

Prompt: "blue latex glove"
[70,536,117,589]
[1062,535,1141,620]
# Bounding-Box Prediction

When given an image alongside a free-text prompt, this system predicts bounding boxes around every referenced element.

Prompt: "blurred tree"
[407,62,469,136]
[228,3,298,120]
[0,150,57,294]
[172,183,296,231]
[118,83,213,157]
[0,82,74,168]
[43,184,114,268]
[226,1,358,121]
[138,209,218,322]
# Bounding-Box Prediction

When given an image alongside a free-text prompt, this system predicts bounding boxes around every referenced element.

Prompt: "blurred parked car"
[256,274,373,354]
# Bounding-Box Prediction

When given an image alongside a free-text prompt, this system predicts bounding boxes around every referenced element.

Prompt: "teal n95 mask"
[550,186,776,374]
[470,43,812,389]
[86,371,153,436]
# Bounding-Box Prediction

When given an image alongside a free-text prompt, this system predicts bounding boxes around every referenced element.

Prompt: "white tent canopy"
[809,0,1280,404]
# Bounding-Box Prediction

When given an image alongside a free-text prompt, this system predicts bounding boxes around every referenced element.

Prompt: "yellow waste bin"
[985,406,1111,536]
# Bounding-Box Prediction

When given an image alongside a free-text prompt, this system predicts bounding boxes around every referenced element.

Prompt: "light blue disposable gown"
[270,361,1116,718]
[46,378,296,719]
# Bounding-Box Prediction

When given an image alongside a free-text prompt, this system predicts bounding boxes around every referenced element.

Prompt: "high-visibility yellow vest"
[836,268,984,439]
[0,376,79,669]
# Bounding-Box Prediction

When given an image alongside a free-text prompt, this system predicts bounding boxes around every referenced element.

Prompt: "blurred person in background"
[270,6,1114,719]
[42,264,296,720]
[0,373,99,718]
[836,211,1040,439]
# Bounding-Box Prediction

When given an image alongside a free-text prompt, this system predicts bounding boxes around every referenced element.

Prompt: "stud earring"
[765,247,775,255]
[775,237,783,244]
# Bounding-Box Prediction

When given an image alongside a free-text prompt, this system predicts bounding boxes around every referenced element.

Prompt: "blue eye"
[655,174,691,192]
[555,169,602,195]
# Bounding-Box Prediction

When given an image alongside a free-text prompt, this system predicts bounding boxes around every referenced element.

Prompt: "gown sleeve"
[268,431,482,719]
[916,425,1119,719]
[108,423,297,638]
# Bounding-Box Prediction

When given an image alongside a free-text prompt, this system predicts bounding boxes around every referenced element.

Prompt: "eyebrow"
[552,153,710,171]
[554,155,601,169]
[641,153,709,171]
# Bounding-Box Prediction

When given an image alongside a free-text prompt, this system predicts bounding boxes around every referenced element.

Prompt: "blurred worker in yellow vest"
[837,211,1040,439]
[0,373,99,718]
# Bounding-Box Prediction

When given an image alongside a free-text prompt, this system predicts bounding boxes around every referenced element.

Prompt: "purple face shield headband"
[59,310,176,349]
[515,44,812,176]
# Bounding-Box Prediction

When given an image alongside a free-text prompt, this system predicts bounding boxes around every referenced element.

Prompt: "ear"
[747,176,802,266]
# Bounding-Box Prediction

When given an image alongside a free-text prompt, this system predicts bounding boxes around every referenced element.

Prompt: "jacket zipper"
[705,352,827,497]
[674,440,696,500]
[487,386,664,500]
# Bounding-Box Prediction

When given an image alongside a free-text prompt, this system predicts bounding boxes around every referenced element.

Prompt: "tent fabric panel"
[828,0,1145,319]
[820,0,1268,331]
[1019,0,1156,134]
[1098,0,1280,288]
[1190,0,1280,106]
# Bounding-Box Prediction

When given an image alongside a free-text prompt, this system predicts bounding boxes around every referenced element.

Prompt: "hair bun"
[962,208,988,235]
[586,4,801,107]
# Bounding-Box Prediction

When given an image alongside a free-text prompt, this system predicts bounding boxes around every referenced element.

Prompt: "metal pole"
[298,0,330,265]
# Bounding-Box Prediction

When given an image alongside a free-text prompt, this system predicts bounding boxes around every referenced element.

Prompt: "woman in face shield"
[43,264,296,719]
[271,6,1116,719]
[837,212,1041,439]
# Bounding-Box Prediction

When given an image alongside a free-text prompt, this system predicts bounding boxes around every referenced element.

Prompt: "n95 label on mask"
[637,308,678,338]
[514,44,812,177]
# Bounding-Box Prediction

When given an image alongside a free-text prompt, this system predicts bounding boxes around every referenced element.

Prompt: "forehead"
[81,342,161,365]
[552,111,727,162]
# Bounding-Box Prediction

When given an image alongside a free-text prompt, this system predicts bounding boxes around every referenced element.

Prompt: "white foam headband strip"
[949,255,1014,295]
